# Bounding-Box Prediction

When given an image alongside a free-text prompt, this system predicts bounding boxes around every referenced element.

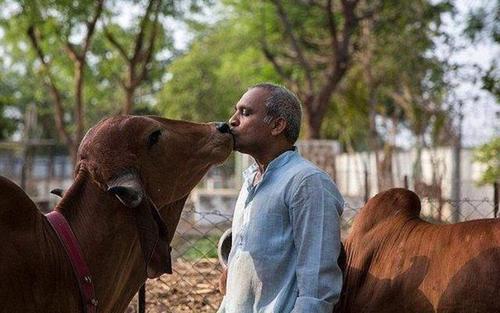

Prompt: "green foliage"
[0,104,16,140]
[464,0,499,43]
[481,62,500,103]
[0,49,55,139]
[0,0,107,141]
[157,19,280,122]
[321,67,371,150]
[321,0,452,149]
[182,235,219,260]
[463,0,500,101]
[0,0,199,143]
[157,0,454,148]
[474,137,500,185]
[0,0,465,154]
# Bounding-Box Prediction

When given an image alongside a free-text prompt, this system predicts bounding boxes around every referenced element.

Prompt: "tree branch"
[104,27,131,63]
[64,42,80,63]
[74,0,105,144]
[313,0,359,115]
[83,0,105,54]
[137,0,161,85]
[261,43,288,80]
[132,0,157,64]
[26,25,73,147]
[270,0,314,93]
[356,1,382,22]
[326,0,339,54]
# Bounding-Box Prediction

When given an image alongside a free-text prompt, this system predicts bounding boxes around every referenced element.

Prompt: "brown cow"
[0,115,233,313]
[334,188,500,313]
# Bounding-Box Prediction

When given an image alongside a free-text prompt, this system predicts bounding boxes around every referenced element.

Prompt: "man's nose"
[229,114,238,127]
[215,122,231,134]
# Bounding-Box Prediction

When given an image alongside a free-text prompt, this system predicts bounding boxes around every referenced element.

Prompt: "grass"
[182,235,220,261]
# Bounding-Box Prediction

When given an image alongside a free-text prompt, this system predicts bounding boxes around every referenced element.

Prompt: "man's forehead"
[237,88,269,108]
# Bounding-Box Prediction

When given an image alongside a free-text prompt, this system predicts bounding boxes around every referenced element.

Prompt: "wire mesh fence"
[1,141,497,312]
[126,195,498,313]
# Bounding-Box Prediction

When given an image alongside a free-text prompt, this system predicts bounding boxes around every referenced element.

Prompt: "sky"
[436,0,499,147]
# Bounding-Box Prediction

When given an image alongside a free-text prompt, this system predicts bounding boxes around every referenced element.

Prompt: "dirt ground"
[126,259,224,313]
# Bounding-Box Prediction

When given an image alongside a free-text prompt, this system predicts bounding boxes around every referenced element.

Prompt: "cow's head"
[75,115,233,277]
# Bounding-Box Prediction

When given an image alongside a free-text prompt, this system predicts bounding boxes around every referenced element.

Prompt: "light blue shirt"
[218,148,344,313]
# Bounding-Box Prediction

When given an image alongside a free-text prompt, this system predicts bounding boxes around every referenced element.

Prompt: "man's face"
[228,88,272,154]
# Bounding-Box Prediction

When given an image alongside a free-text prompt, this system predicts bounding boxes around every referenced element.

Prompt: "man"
[218,83,344,313]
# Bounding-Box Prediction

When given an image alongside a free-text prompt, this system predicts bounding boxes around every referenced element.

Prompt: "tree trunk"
[413,134,424,184]
[377,145,394,191]
[123,87,134,115]
[74,60,85,155]
[304,107,323,139]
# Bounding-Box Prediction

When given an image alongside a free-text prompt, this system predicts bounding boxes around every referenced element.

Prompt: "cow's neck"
[54,171,145,312]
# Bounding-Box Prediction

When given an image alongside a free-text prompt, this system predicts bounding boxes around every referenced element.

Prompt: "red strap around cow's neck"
[46,211,98,313]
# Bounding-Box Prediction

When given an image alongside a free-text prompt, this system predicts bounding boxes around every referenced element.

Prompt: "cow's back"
[431,220,500,312]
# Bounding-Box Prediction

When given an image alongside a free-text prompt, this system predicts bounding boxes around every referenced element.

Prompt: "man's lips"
[229,129,237,150]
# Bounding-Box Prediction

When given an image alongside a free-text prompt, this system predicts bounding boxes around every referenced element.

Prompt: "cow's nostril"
[215,122,231,134]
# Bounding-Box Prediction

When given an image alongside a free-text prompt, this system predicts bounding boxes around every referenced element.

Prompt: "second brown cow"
[334,188,500,313]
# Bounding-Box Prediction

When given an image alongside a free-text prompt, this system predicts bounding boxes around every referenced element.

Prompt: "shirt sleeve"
[289,172,344,313]
[217,296,227,313]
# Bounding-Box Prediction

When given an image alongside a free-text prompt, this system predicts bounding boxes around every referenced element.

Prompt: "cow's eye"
[148,130,161,147]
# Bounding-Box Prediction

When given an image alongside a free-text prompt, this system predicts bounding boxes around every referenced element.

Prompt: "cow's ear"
[146,195,189,278]
[107,172,144,208]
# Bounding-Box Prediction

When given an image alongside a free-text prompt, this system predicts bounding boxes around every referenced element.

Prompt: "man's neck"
[253,145,294,174]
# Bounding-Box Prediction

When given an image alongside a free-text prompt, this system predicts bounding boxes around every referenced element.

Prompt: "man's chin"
[232,139,241,152]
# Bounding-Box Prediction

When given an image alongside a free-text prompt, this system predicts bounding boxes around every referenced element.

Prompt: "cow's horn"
[50,188,64,198]
[107,172,144,208]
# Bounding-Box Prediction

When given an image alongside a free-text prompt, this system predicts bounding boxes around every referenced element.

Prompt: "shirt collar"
[242,147,298,183]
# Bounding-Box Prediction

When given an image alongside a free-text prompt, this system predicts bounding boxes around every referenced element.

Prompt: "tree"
[0,40,55,140]
[159,0,375,136]
[0,65,23,140]
[474,137,500,185]
[463,0,500,185]
[100,0,175,114]
[225,0,378,139]
[464,0,499,101]
[2,0,106,163]
[0,0,197,164]
[158,0,452,154]
[157,19,280,122]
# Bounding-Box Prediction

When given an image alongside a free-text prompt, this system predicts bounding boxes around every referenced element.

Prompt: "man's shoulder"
[286,154,330,180]
[290,155,328,176]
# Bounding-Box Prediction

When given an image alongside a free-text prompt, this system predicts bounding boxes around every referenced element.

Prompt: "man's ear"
[270,117,287,136]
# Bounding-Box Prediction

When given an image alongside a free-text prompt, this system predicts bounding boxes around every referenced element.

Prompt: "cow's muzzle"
[215,122,231,134]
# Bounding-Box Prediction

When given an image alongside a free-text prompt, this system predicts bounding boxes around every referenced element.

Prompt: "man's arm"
[219,268,228,295]
[289,172,344,313]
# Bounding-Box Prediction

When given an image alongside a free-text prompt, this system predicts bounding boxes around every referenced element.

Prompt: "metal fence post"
[451,101,463,223]
[364,168,369,203]
[494,181,499,218]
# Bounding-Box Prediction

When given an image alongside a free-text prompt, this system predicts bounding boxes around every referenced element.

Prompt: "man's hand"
[219,268,228,295]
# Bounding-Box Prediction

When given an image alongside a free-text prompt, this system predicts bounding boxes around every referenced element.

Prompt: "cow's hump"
[353,188,422,234]
[0,176,39,229]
